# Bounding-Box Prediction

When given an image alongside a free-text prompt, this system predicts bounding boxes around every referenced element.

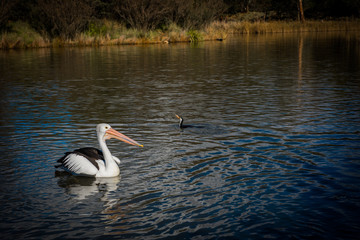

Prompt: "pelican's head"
[96,123,143,147]
[175,114,184,128]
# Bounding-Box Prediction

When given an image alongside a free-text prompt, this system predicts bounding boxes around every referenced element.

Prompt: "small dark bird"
[176,114,185,128]
[176,114,214,134]
[176,114,202,129]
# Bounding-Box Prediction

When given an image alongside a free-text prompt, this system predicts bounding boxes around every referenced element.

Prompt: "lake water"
[0,32,360,239]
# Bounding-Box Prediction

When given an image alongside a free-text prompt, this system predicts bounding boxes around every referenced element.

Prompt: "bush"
[0,0,18,30]
[0,21,48,48]
[38,0,93,39]
[114,0,227,31]
[114,0,171,31]
[87,21,108,37]
[187,30,203,42]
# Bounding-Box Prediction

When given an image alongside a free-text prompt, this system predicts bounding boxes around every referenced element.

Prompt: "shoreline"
[1,19,359,49]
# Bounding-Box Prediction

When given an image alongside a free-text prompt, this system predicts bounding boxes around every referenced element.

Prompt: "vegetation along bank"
[1,0,359,49]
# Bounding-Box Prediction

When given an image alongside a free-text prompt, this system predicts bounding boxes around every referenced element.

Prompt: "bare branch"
[114,0,172,30]
[38,0,93,39]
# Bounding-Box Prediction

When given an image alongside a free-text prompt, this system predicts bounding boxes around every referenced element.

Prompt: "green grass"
[187,30,203,42]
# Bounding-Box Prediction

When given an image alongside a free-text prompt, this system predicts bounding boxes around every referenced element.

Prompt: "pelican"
[56,123,143,177]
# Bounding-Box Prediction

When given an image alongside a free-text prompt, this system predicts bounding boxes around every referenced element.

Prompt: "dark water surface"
[1,32,360,239]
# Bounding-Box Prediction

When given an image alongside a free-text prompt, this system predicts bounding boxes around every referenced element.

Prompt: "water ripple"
[1,33,360,239]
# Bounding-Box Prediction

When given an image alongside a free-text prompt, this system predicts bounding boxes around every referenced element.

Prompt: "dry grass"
[209,19,360,34]
[1,21,50,49]
[1,19,360,49]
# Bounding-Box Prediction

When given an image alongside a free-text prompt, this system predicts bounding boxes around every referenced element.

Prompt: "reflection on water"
[56,172,121,201]
[0,31,360,239]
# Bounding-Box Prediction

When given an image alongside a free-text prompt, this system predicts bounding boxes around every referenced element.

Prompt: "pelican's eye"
[105,126,109,130]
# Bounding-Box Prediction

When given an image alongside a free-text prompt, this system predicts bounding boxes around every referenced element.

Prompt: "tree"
[114,0,171,31]
[38,0,93,39]
[114,0,227,31]
[0,0,18,30]
[182,0,227,29]
[297,0,305,22]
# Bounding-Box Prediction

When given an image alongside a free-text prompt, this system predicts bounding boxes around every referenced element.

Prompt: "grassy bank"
[0,22,50,49]
[212,19,360,34]
[1,19,359,49]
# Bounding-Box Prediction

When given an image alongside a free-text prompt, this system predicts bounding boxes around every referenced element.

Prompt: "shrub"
[114,0,171,31]
[114,0,227,31]
[38,0,93,39]
[0,0,18,31]
[187,30,203,42]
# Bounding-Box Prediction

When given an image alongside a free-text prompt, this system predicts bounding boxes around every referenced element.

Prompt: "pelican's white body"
[62,154,120,177]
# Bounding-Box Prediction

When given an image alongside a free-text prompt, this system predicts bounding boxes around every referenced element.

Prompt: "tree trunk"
[245,0,251,13]
[298,0,305,23]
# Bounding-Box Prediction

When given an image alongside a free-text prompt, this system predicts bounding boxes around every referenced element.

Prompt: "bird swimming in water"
[56,123,143,177]
[175,114,186,128]
[175,114,226,135]
[175,114,185,128]
[176,114,203,129]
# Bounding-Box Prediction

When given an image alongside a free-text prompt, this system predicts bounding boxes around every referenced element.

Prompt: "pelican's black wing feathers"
[56,147,104,170]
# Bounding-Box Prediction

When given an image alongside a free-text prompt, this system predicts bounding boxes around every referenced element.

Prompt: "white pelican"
[56,123,143,177]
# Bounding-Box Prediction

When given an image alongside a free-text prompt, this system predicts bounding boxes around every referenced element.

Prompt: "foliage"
[113,0,227,31]
[2,19,360,49]
[37,0,93,39]
[87,21,108,37]
[113,0,171,31]
[169,0,228,29]
[1,21,48,48]
[0,0,359,48]
[224,0,360,20]
[0,0,18,30]
[187,30,203,42]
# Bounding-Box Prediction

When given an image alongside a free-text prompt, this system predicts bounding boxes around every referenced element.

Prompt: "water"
[1,32,360,239]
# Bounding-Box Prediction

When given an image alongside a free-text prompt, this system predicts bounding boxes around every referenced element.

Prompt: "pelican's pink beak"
[105,128,143,147]
[176,114,180,119]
